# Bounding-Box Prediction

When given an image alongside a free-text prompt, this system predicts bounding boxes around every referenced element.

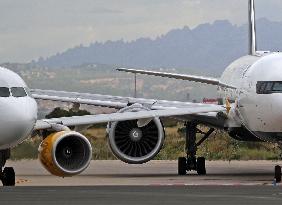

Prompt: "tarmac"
[1,160,282,205]
[5,160,282,186]
[1,186,282,205]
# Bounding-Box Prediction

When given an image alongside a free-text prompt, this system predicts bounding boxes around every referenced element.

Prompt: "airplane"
[0,0,281,186]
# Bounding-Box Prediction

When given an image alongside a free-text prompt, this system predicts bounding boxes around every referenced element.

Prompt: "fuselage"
[220,52,282,142]
[0,67,37,149]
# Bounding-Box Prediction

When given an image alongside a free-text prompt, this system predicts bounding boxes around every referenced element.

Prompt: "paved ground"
[0,186,282,205]
[1,160,282,205]
[4,160,282,186]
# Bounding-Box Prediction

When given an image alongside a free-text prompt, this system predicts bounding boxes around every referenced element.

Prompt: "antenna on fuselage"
[248,0,257,55]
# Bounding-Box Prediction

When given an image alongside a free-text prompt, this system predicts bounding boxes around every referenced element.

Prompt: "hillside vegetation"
[36,18,282,75]
[11,124,280,161]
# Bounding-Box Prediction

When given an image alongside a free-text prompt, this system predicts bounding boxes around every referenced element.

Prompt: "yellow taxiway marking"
[16,179,30,184]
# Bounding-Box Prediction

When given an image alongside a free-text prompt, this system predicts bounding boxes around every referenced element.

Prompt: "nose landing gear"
[178,122,214,176]
[0,149,15,186]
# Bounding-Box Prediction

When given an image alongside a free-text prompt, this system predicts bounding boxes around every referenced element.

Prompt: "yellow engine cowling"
[38,131,92,177]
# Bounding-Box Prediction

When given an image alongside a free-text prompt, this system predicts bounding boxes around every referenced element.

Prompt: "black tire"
[187,157,197,171]
[178,157,187,175]
[2,167,15,186]
[275,165,281,183]
[196,157,206,175]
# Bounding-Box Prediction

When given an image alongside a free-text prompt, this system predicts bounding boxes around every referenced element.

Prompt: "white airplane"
[0,0,281,186]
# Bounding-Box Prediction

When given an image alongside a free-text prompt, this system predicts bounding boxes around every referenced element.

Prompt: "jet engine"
[108,104,165,164]
[38,131,92,177]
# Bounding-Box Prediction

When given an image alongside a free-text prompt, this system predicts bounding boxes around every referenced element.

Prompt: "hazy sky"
[1,0,282,63]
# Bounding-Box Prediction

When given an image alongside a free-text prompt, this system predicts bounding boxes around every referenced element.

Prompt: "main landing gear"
[274,143,282,183]
[274,144,282,183]
[275,165,281,183]
[0,149,15,186]
[178,122,215,176]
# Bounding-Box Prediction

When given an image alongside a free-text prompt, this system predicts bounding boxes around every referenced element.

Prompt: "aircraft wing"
[117,68,236,89]
[32,89,127,109]
[31,89,222,110]
[31,89,227,129]
[34,105,225,130]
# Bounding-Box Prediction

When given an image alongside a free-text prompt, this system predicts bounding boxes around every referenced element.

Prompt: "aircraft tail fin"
[249,0,257,55]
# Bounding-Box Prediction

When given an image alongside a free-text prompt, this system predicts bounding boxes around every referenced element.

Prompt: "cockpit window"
[24,87,31,96]
[0,87,10,97]
[257,81,282,94]
[272,82,282,92]
[11,87,27,97]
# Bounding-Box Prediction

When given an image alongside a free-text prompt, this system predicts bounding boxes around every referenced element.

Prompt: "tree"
[45,107,90,119]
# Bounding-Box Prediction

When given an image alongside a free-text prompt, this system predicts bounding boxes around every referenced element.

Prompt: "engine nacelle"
[108,104,165,164]
[38,131,92,177]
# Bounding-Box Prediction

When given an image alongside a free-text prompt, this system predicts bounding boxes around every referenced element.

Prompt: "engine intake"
[38,131,92,177]
[108,104,165,164]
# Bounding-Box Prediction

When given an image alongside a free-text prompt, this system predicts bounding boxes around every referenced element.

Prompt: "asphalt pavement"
[1,186,282,205]
[1,160,282,205]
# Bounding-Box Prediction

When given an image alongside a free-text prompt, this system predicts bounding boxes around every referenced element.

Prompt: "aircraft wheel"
[275,165,281,183]
[196,157,206,175]
[2,167,15,186]
[178,157,187,175]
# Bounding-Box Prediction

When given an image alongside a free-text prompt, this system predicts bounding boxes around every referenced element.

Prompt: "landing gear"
[178,157,186,175]
[178,122,214,176]
[2,167,15,186]
[275,144,282,183]
[196,157,206,175]
[0,149,15,186]
[275,165,281,183]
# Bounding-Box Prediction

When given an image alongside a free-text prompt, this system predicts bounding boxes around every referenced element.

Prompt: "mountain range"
[35,18,282,75]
